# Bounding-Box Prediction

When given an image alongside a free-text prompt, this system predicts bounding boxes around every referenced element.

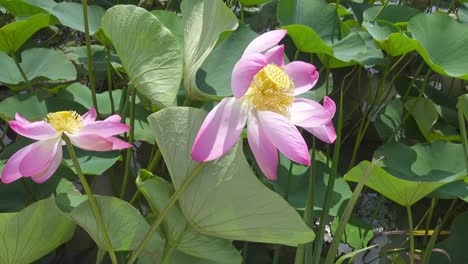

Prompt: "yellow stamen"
[46,111,83,133]
[245,64,294,115]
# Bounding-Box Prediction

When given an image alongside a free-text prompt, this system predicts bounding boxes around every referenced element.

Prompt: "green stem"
[295,139,317,264]
[371,0,390,22]
[325,159,379,264]
[312,86,344,264]
[12,55,33,91]
[407,206,415,264]
[120,84,136,199]
[82,0,99,113]
[421,199,458,264]
[242,242,249,264]
[457,97,468,170]
[128,163,206,264]
[63,135,117,264]
[147,149,162,173]
[96,249,105,264]
[105,47,115,114]
[240,3,245,23]
[423,198,437,245]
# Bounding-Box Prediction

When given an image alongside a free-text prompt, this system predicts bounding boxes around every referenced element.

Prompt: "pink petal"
[67,133,131,151]
[104,114,121,123]
[264,45,285,66]
[231,53,267,98]
[257,111,310,165]
[19,137,62,177]
[243,29,287,56]
[106,137,133,150]
[290,98,333,128]
[82,107,97,125]
[247,116,278,180]
[31,143,63,184]
[1,143,34,183]
[79,121,130,137]
[9,113,58,140]
[283,61,319,95]
[304,122,337,144]
[323,96,336,116]
[191,98,248,162]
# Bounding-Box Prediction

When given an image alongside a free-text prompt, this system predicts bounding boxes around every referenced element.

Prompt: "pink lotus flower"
[1,107,132,184]
[191,29,337,180]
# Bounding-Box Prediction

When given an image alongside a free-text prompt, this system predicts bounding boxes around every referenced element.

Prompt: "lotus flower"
[191,29,337,180]
[1,108,132,184]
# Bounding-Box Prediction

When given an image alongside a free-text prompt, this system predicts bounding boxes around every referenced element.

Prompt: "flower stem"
[407,206,415,264]
[105,47,115,114]
[63,135,117,264]
[324,158,379,264]
[128,163,206,264]
[120,84,136,199]
[457,96,468,171]
[12,55,33,92]
[295,138,316,264]
[312,85,344,264]
[82,0,99,113]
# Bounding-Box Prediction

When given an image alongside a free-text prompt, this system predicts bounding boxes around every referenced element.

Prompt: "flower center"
[46,111,83,133]
[245,64,294,115]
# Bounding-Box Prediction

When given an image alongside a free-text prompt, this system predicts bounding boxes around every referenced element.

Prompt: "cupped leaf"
[182,0,238,101]
[0,198,75,263]
[196,23,257,96]
[137,171,242,264]
[0,14,55,54]
[69,196,165,253]
[0,48,76,86]
[102,5,183,108]
[408,13,468,79]
[148,107,315,245]
[277,0,340,44]
[344,161,447,206]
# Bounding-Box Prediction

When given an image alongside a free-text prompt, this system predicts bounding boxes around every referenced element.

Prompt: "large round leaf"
[430,211,468,264]
[137,171,242,264]
[344,161,447,207]
[148,107,314,246]
[0,198,75,263]
[408,13,468,79]
[375,141,466,183]
[0,48,76,87]
[69,196,165,252]
[101,5,183,108]
[24,0,105,34]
